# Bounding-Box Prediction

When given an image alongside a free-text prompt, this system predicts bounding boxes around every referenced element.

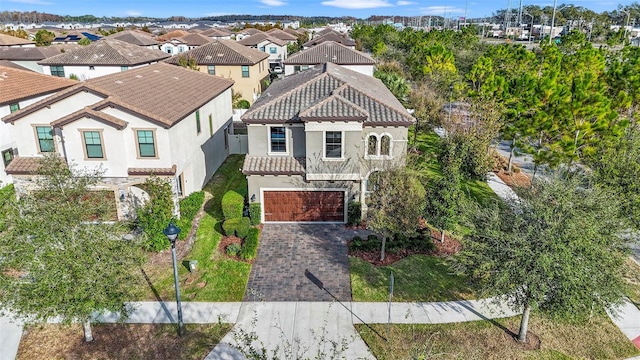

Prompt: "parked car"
[273,66,283,74]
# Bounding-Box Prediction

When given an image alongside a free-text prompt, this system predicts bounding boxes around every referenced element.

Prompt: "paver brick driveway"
[244,224,372,302]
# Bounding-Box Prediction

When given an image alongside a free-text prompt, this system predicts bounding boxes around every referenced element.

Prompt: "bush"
[249,203,261,225]
[236,99,250,109]
[222,190,244,220]
[349,234,382,252]
[136,177,174,251]
[223,217,251,238]
[240,227,260,260]
[226,243,241,257]
[347,202,361,226]
[176,191,205,240]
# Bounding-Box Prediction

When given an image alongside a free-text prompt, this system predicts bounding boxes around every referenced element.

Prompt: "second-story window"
[36,126,54,153]
[83,131,104,159]
[241,65,250,78]
[325,131,342,158]
[136,130,156,158]
[269,47,277,54]
[270,127,286,153]
[121,66,128,71]
[196,110,202,134]
[50,66,65,77]
[207,65,215,75]
[9,103,19,113]
[367,135,377,156]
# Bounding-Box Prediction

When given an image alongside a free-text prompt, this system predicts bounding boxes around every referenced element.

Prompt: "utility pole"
[549,0,558,44]
[518,0,523,26]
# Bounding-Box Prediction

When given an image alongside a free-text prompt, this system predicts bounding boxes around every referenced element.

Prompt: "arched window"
[367,135,377,156]
[380,135,391,156]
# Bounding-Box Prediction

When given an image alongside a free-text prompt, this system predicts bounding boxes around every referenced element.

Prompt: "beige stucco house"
[241,63,414,223]
[164,39,270,104]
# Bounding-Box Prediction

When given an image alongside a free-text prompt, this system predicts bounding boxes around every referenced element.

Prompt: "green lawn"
[625,258,640,309]
[408,129,498,205]
[350,255,475,302]
[142,155,251,302]
[357,315,640,360]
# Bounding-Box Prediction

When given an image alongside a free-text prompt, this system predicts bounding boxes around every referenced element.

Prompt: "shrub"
[136,177,174,251]
[367,234,379,242]
[240,227,260,260]
[348,235,382,252]
[347,202,361,226]
[176,191,205,240]
[249,202,261,225]
[222,190,244,220]
[226,243,241,257]
[223,217,251,238]
[236,99,250,109]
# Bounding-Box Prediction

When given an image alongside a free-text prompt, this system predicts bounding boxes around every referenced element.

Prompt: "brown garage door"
[263,191,345,222]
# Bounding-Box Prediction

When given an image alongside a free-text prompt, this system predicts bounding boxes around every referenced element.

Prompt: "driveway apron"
[244,224,370,302]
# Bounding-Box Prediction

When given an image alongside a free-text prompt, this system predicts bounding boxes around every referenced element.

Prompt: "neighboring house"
[283,41,375,76]
[266,28,298,45]
[164,39,269,104]
[2,63,234,219]
[107,30,160,49]
[201,27,233,40]
[160,33,212,54]
[0,66,76,185]
[0,33,36,48]
[0,44,81,73]
[303,32,356,49]
[241,63,414,223]
[39,39,170,80]
[284,27,308,42]
[237,32,288,67]
[51,31,102,44]
[235,28,265,41]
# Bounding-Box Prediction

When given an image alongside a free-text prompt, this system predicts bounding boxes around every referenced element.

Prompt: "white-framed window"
[34,125,55,153]
[268,126,287,154]
[269,47,277,54]
[365,133,393,159]
[324,131,343,159]
[207,65,215,75]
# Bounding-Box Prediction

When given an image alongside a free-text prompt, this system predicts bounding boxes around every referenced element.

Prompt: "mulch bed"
[495,170,531,188]
[218,236,243,259]
[348,228,462,267]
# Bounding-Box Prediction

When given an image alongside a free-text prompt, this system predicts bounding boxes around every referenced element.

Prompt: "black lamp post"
[163,222,183,336]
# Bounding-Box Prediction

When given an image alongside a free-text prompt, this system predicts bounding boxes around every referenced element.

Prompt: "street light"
[163,222,183,336]
[523,12,534,44]
[549,0,558,44]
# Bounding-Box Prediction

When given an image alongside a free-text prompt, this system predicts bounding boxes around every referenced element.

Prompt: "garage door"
[263,191,345,222]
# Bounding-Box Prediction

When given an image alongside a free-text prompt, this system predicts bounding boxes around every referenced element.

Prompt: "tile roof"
[107,30,159,46]
[266,28,298,41]
[283,41,374,66]
[0,60,30,70]
[4,156,61,175]
[0,65,76,106]
[51,107,128,129]
[303,33,355,48]
[39,39,170,66]
[237,33,288,47]
[0,33,35,46]
[156,30,190,42]
[242,63,414,127]
[3,62,234,128]
[0,44,81,61]
[242,156,306,175]
[241,28,265,35]
[316,28,344,37]
[201,28,232,37]
[128,164,177,176]
[164,39,268,66]
[177,33,213,46]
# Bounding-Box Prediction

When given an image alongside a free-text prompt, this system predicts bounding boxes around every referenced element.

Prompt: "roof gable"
[0,66,77,106]
[39,38,170,66]
[304,33,355,48]
[284,41,374,66]
[164,39,268,65]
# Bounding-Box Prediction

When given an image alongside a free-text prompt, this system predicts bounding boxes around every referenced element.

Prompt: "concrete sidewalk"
[607,299,640,350]
[0,313,22,360]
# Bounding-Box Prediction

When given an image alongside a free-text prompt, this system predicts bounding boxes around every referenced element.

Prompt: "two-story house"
[266,28,298,45]
[39,39,170,80]
[237,32,288,68]
[303,32,356,49]
[107,30,161,50]
[160,33,213,55]
[283,41,375,76]
[2,63,234,219]
[164,39,269,104]
[0,66,76,185]
[241,63,414,223]
[0,44,81,73]
[0,33,36,48]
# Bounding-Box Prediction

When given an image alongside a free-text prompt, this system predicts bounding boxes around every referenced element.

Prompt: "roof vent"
[217,53,224,57]
[115,80,123,84]
[205,55,212,59]
[153,70,160,73]
[173,77,179,80]
[135,75,142,78]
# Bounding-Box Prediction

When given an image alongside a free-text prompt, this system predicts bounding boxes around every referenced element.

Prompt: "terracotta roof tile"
[0,65,76,106]
[2,63,233,128]
[164,39,268,66]
[39,38,170,66]
[237,33,287,47]
[266,28,298,41]
[0,60,30,70]
[156,30,190,42]
[242,156,306,175]
[4,156,64,175]
[201,28,232,37]
[284,41,374,66]
[107,30,159,46]
[242,63,414,126]
[303,33,355,48]
[51,107,128,129]
[128,164,177,176]
[177,33,214,46]
[0,33,35,46]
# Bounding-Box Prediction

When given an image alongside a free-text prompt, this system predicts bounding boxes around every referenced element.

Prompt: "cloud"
[8,0,53,4]
[397,1,415,5]
[420,6,465,15]
[261,0,286,6]
[321,0,393,9]
[125,10,142,16]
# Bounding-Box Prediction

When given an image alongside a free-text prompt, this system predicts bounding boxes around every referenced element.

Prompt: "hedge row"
[222,190,244,220]
[249,203,261,225]
[240,227,260,260]
[223,217,251,238]
[176,191,205,240]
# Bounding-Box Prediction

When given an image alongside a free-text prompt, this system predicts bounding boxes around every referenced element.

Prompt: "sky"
[2,0,635,19]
